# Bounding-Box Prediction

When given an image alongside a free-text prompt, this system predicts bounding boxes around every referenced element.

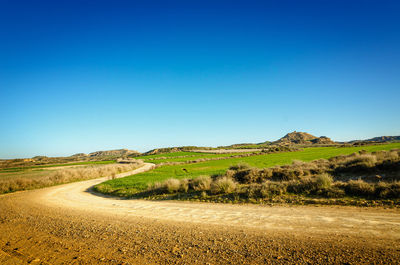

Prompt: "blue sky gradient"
[1,0,399,158]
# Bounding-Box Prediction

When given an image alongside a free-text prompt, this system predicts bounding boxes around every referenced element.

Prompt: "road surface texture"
[0,163,399,264]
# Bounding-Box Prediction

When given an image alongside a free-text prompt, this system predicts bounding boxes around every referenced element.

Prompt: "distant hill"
[88,149,140,158]
[273,131,336,145]
[367,136,400,142]
[349,135,400,144]
[70,153,88,158]
[69,149,141,159]
[0,149,142,170]
[142,132,399,155]
[143,146,214,156]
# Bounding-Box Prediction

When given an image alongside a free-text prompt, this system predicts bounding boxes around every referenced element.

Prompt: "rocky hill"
[144,146,213,155]
[361,136,400,143]
[348,135,400,144]
[273,131,336,145]
[88,149,140,158]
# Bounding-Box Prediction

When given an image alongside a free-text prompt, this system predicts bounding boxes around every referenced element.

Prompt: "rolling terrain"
[0,163,399,264]
[96,143,400,196]
[1,134,400,264]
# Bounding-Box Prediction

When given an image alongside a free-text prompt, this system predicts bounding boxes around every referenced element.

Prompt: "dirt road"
[0,163,399,264]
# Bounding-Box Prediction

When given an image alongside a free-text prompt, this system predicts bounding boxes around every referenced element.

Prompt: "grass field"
[135,151,203,159]
[136,151,260,164]
[96,143,400,196]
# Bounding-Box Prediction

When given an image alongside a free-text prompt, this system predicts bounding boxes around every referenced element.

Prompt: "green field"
[135,151,259,164]
[135,151,203,159]
[97,143,400,195]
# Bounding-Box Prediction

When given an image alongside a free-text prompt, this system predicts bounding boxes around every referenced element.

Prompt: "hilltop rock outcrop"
[274,131,336,145]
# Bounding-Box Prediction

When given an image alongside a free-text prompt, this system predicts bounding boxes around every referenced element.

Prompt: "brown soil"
[0,164,399,264]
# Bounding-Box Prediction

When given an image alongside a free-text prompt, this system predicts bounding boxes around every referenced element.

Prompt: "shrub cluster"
[147,175,238,195]
[145,149,400,201]
[228,149,400,184]
[260,146,300,153]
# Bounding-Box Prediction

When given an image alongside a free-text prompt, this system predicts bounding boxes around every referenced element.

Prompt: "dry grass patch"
[0,161,143,194]
[210,177,237,194]
[191,175,212,191]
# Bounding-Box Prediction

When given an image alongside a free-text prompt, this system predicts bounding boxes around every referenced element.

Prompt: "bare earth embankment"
[0,163,399,264]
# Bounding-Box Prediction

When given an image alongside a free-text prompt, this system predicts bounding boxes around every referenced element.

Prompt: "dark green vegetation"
[94,143,400,206]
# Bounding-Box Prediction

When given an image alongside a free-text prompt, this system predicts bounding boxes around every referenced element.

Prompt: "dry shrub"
[287,178,316,194]
[164,178,181,193]
[210,177,237,194]
[375,181,400,199]
[358,149,368,155]
[233,167,261,183]
[242,181,287,199]
[375,182,390,198]
[191,175,212,191]
[243,184,259,199]
[317,186,346,198]
[226,148,400,185]
[315,174,333,190]
[225,169,236,178]
[375,150,399,161]
[179,179,189,192]
[260,181,287,197]
[345,179,375,197]
[147,181,163,191]
[344,154,377,168]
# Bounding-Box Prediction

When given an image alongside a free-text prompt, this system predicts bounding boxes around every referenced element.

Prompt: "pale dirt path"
[35,163,400,238]
[1,163,400,264]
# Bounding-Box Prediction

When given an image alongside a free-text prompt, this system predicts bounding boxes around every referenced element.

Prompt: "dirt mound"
[274,131,336,145]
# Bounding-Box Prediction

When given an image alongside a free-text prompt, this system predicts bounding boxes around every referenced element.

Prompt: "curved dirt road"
[0,163,400,264]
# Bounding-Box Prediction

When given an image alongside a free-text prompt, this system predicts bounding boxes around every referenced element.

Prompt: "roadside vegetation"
[111,149,400,207]
[0,161,143,194]
[94,143,400,206]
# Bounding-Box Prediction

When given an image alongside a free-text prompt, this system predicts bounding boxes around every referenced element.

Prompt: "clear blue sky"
[1,0,399,158]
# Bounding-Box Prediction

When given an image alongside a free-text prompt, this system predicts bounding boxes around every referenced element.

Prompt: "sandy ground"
[0,163,399,264]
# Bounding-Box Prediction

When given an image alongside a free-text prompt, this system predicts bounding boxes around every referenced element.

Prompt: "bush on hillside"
[191,175,212,191]
[210,177,237,194]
